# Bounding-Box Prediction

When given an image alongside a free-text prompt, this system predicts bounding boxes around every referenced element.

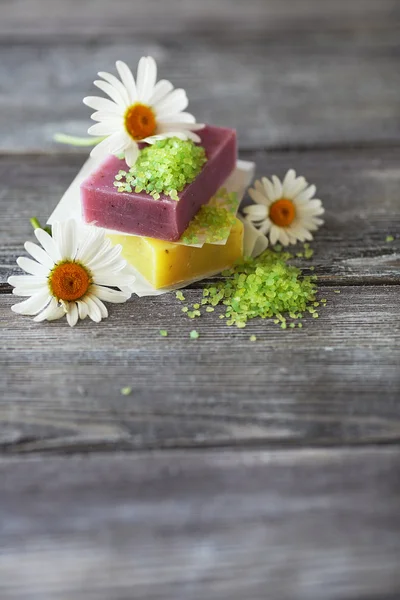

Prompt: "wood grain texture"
[1,150,399,287]
[1,284,399,452]
[1,0,400,38]
[1,30,400,151]
[1,447,400,600]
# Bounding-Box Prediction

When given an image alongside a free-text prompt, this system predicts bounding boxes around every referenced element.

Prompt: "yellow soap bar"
[107,218,243,289]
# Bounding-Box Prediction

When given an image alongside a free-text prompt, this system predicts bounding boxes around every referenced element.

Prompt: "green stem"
[30,217,42,230]
[30,217,52,235]
[53,133,105,147]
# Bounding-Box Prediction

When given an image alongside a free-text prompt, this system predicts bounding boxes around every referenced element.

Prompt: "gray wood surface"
[2,0,400,38]
[1,284,399,452]
[1,0,400,598]
[1,448,400,600]
[2,33,400,151]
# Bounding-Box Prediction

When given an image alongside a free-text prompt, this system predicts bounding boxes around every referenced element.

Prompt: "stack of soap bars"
[79,125,245,289]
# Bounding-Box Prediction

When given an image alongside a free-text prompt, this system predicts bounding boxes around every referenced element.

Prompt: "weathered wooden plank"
[0,284,399,452]
[1,447,400,600]
[1,150,399,287]
[1,30,400,151]
[1,0,400,38]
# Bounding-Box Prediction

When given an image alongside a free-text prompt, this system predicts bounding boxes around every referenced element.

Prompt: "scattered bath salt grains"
[199,249,318,329]
[114,138,207,200]
[303,243,314,259]
[176,291,185,301]
[334,290,341,294]
[190,330,200,339]
[187,309,201,319]
[386,235,394,243]
[120,386,132,396]
[249,334,257,342]
[180,203,236,245]
[159,329,168,337]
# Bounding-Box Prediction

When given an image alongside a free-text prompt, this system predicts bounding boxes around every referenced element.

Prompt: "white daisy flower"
[83,56,204,167]
[8,219,135,327]
[243,169,325,246]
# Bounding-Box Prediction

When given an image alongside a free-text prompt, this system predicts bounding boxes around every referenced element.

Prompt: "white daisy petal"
[87,244,125,271]
[269,225,280,246]
[89,135,115,158]
[243,204,268,221]
[149,79,174,106]
[282,169,296,197]
[34,228,62,262]
[290,177,309,198]
[136,56,157,103]
[135,56,148,101]
[156,120,204,132]
[82,236,112,262]
[150,127,202,145]
[254,180,264,194]
[93,80,128,108]
[179,130,202,143]
[124,143,140,167]
[98,70,130,106]
[90,111,122,123]
[89,258,126,277]
[157,112,196,124]
[34,297,60,322]
[8,275,46,289]
[289,224,307,242]
[53,219,76,259]
[76,300,88,320]
[286,231,298,245]
[295,184,316,203]
[92,273,132,287]
[12,283,47,297]
[90,131,130,159]
[272,175,283,199]
[85,296,102,323]
[90,294,108,319]
[144,134,168,145]
[304,199,324,213]
[24,242,54,269]
[91,285,129,303]
[154,88,189,117]
[66,302,79,327]
[75,228,107,264]
[17,256,48,277]
[47,305,67,321]
[88,121,124,136]
[116,61,137,104]
[261,177,276,202]
[311,217,324,227]
[11,289,51,316]
[278,229,290,246]
[248,188,269,206]
[83,96,124,115]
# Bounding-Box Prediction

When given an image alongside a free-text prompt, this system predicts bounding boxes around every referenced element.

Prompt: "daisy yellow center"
[269,199,296,227]
[49,261,91,301]
[124,103,157,141]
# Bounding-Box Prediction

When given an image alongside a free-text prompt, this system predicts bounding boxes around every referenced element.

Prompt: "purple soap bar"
[80,125,236,241]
